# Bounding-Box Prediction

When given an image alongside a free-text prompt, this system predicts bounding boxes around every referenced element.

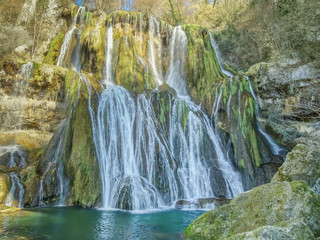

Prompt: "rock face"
[272,136,320,193]
[0,5,307,209]
[185,181,320,239]
[0,174,11,203]
[247,59,320,149]
[185,133,320,239]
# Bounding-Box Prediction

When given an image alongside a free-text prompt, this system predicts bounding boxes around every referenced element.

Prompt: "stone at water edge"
[184,181,320,240]
[175,197,230,209]
[272,138,320,192]
[0,174,11,203]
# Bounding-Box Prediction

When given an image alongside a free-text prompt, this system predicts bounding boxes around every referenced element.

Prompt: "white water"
[16,62,33,96]
[57,6,85,68]
[165,26,189,98]
[38,121,67,206]
[209,33,233,78]
[52,15,244,210]
[211,86,223,133]
[227,78,233,120]
[148,16,163,87]
[0,146,25,208]
[246,76,287,157]
[56,26,78,67]
[38,163,52,207]
[103,26,114,85]
[86,82,243,209]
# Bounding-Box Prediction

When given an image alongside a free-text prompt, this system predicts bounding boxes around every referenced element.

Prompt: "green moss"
[231,84,237,95]
[84,11,93,26]
[185,181,320,239]
[239,159,245,169]
[19,161,41,206]
[63,82,101,207]
[43,33,65,65]
[183,24,225,109]
[0,174,11,203]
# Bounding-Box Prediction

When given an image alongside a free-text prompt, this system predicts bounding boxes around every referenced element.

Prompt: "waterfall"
[103,25,114,85]
[16,62,33,96]
[57,6,86,68]
[38,163,52,207]
[227,78,233,120]
[209,33,233,78]
[165,26,189,98]
[148,16,163,87]
[87,86,243,209]
[56,26,78,67]
[78,16,244,210]
[0,146,26,208]
[246,76,287,157]
[211,86,223,133]
[209,33,287,158]
[38,121,67,206]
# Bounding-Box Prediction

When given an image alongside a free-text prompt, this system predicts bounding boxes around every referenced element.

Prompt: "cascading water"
[165,26,189,98]
[211,86,223,134]
[209,33,287,158]
[227,78,233,120]
[0,146,26,208]
[87,85,243,210]
[57,6,85,69]
[246,76,287,157]
[38,120,68,207]
[103,25,114,85]
[148,16,163,87]
[52,13,245,210]
[209,33,233,78]
[56,26,78,67]
[16,62,33,96]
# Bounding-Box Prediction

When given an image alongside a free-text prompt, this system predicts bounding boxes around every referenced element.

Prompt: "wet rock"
[247,60,320,148]
[0,204,21,213]
[0,173,11,203]
[19,161,40,207]
[175,197,230,209]
[185,181,320,239]
[158,83,177,97]
[14,45,29,58]
[272,136,320,193]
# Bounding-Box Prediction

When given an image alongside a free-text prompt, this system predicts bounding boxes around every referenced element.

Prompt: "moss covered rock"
[19,161,40,206]
[0,173,11,203]
[185,181,320,239]
[272,137,320,193]
[63,77,101,207]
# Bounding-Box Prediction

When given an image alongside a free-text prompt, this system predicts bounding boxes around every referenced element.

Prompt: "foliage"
[0,25,32,57]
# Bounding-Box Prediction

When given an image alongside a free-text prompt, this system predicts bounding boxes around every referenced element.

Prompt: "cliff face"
[0,1,317,217]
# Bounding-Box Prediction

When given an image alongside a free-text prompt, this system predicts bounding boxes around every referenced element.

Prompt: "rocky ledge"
[185,134,320,240]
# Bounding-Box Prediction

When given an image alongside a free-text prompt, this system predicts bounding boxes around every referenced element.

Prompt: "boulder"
[0,173,11,203]
[185,181,320,239]
[272,137,320,193]
[175,197,230,209]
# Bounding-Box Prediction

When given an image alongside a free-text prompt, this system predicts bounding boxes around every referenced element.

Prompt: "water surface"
[0,207,204,240]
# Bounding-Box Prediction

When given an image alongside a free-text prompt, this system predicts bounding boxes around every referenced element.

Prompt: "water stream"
[0,146,26,208]
[209,33,287,158]
[57,6,85,68]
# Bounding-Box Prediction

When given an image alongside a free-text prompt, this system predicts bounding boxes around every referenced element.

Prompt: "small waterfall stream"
[103,25,114,85]
[165,26,189,98]
[209,33,287,158]
[0,146,26,208]
[246,77,288,157]
[148,16,163,87]
[57,6,86,68]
